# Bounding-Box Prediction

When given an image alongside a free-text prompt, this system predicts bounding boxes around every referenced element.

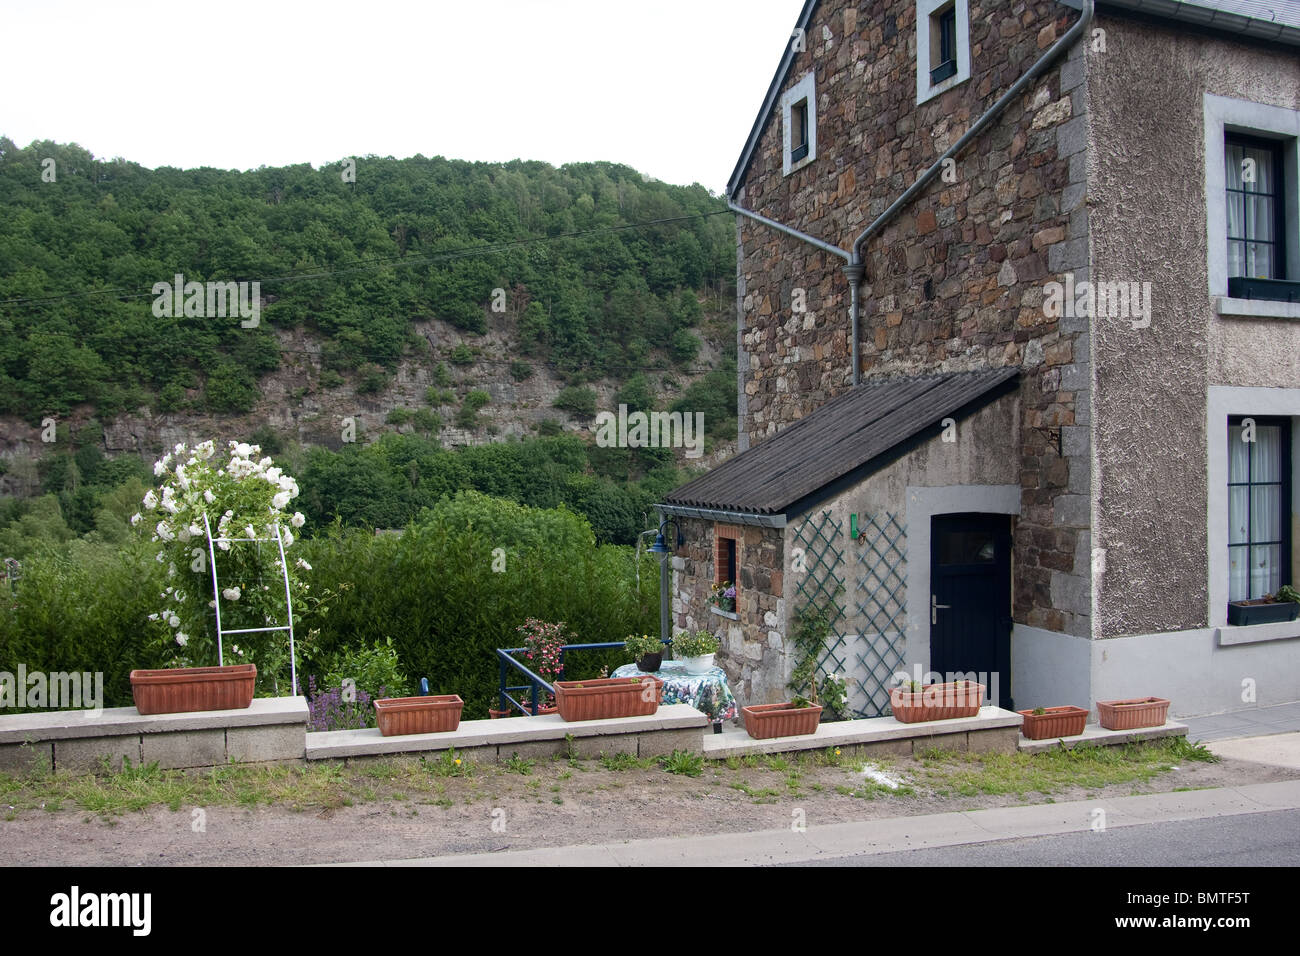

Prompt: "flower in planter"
[516,618,568,681]
[709,581,737,613]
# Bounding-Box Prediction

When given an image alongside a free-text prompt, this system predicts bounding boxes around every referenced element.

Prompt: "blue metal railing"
[495,639,668,716]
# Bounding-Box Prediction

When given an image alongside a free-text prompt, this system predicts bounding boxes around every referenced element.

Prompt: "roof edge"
[654,503,788,528]
[725,0,820,199]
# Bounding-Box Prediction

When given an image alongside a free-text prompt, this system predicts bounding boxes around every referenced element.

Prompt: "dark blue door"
[929,513,1013,709]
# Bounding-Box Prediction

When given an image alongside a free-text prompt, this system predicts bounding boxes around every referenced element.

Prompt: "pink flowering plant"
[133,439,323,693]
[516,617,567,682]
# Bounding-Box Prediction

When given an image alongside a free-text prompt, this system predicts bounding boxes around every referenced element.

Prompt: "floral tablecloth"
[611,660,739,722]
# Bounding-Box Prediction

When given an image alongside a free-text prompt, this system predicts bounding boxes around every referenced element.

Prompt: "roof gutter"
[727,0,1093,389]
[656,501,788,529]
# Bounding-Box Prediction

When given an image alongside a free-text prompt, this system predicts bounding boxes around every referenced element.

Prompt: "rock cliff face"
[0,305,737,496]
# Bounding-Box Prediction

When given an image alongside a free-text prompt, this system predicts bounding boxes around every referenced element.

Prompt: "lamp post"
[648,518,682,649]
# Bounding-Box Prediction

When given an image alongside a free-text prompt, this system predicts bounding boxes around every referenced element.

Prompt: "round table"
[611,660,739,722]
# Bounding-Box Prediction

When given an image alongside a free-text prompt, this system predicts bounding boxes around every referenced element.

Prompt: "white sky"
[3,0,804,193]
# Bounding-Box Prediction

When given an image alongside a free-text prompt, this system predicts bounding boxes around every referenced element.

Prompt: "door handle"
[931,594,951,625]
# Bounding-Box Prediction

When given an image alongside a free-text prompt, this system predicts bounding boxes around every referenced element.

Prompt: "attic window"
[781,72,817,176]
[917,0,970,105]
[791,100,810,162]
[930,6,958,84]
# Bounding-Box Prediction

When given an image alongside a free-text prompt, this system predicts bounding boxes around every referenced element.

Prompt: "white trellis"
[202,513,298,696]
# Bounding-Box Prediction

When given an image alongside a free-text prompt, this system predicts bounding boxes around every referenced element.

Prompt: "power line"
[0,209,733,309]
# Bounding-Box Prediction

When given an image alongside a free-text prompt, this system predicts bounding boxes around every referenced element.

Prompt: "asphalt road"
[795,808,1300,866]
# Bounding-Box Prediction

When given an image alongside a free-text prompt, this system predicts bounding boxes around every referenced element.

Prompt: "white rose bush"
[134,439,320,693]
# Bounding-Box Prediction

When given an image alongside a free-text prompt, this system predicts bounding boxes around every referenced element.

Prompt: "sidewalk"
[1181,700,1300,742]
[326,779,1300,867]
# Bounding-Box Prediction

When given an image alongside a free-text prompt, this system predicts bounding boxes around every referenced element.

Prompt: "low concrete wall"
[0,697,308,772]
[702,707,1024,759]
[305,704,710,763]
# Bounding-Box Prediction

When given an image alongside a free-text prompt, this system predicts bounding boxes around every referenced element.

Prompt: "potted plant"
[554,676,664,721]
[672,630,719,674]
[374,694,464,736]
[709,581,737,613]
[132,440,329,711]
[1017,704,1088,740]
[888,679,985,723]
[1096,696,1170,731]
[1227,585,1300,626]
[624,633,664,672]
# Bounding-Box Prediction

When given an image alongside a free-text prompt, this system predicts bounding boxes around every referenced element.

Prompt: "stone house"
[659,0,1300,719]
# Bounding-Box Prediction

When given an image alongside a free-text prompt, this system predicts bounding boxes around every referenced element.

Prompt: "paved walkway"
[326,779,1300,867]
[1181,700,1300,742]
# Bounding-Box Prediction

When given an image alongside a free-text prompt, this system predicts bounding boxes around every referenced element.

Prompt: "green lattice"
[792,510,849,697]
[853,512,908,717]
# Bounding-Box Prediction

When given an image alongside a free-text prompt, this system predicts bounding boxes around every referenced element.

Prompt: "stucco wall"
[1086,14,1300,638]
[734,0,1094,633]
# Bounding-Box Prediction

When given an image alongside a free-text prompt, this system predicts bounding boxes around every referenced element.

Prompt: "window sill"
[1215,297,1300,320]
[709,606,739,621]
[1216,619,1300,646]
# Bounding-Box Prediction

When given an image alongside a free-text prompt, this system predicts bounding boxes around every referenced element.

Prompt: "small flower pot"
[637,653,663,673]
[742,702,823,739]
[554,677,664,721]
[888,681,985,723]
[680,653,715,675]
[1018,705,1088,740]
[1227,599,1299,626]
[130,664,257,715]
[374,695,464,736]
[1096,697,1170,731]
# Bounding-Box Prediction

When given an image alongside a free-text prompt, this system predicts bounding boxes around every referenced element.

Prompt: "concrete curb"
[322,779,1300,867]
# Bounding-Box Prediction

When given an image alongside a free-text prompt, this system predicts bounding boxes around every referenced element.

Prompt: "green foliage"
[431,363,453,388]
[410,409,441,434]
[315,638,408,700]
[660,749,704,777]
[448,344,475,366]
[455,389,491,429]
[537,418,562,436]
[788,594,851,720]
[672,629,718,658]
[509,361,533,382]
[554,386,597,420]
[1276,584,1300,604]
[0,144,734,419]
[623,633,661,659]
[386,408,414,427]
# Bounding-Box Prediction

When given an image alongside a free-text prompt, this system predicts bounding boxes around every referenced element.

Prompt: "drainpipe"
[850,0,1094,262]
[728,0,1094,388]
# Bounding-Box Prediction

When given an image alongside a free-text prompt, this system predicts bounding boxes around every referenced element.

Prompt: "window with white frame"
[917,0,970,105]
[1203,94,1300,315]
[781,72,816,176]
[1228,416,1293,601]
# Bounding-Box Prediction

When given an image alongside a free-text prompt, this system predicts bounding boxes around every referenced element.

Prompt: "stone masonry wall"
[671,516,787,706]
[734,0,1094,636]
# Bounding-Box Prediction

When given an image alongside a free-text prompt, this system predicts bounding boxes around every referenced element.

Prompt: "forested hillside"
[0,139,734,419]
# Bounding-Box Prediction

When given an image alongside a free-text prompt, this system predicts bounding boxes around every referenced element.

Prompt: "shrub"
[386,408,414,426]
[537,418,562,436]
[509,361,533,382]
[448,344,475,366]
[314,637,408,701]
[553,386,597,420]
[411,409,441,434]
[306,675,375,732]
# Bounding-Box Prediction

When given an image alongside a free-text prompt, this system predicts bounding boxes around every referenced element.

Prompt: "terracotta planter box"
[1096,697,1170,731]
[889,681,985,723]
[374,695,464,736]
[1018,705,1088,740]
[554,677,663,721]
[1227,599,1299,627]
[130,664,257,715]
[742,702,823,739]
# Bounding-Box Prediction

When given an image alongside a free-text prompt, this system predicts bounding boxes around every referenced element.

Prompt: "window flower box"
[374,695,464,736]
[130,664,257,715]
[1018,705,1088,740]
[1096,697,1170,731]
[554,677,663,722]
[888,681,984,723]
[1227,599,1299,627]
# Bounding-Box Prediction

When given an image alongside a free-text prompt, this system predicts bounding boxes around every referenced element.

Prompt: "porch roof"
[661,367,1019,519]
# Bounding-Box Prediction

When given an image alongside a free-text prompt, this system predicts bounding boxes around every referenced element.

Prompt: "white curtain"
[1225,141,1276,279]
[1229,423,1283,601]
